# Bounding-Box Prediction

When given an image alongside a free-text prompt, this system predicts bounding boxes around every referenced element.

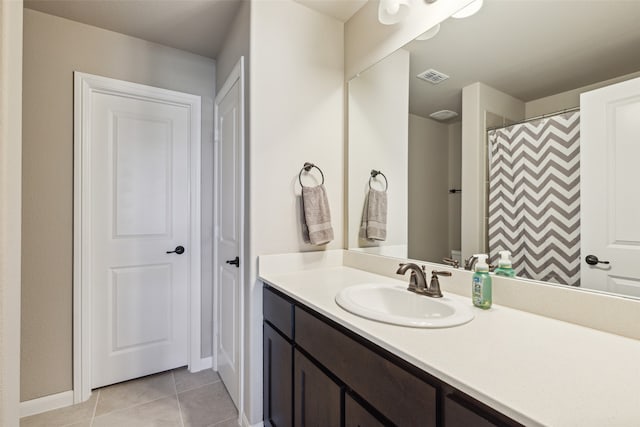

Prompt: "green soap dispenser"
[494,250,516,278]
[472,254,492,309]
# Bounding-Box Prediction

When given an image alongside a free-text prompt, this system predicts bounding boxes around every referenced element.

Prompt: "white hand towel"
[365,188,387,241]
[302,184,334,245]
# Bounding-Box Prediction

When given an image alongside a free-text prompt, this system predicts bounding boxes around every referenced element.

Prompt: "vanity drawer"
[295,306,437,427]
[263,286,294,339]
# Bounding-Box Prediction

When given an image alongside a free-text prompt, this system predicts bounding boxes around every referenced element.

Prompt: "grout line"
[89,389,100,427]
[91,395,174,421]
[173,370,186,427]
[90,372,176,419]
[174,377,221,395]
[211,414,239,426]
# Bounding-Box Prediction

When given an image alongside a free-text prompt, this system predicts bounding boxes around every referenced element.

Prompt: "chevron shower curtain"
[487,111,580,287]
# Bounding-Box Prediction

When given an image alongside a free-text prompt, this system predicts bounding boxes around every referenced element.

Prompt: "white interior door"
[580,76,640,297]
[81,74,201,389]
[214,59,244,409]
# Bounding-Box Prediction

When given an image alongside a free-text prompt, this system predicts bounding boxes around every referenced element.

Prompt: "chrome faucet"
[463,254,495,272]
[396,263,449,298]
[464,255,478,271]
[396,263,427,293]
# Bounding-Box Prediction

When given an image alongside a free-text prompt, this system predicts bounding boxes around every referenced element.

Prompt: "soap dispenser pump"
[472,254,492,309]
[495,250,516,277]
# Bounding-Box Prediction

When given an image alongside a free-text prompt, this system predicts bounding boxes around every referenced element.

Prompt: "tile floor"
[20,367,238,427]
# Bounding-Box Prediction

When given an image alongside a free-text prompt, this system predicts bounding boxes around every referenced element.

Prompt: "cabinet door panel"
[296,307,436,427]
[345,394,385,427]
[294,350,341,427]
[444,394,501,427]
[264,323,293,427]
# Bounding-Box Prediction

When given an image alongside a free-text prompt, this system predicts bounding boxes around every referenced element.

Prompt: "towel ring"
[369,169,388,191]
[298,162,325,187]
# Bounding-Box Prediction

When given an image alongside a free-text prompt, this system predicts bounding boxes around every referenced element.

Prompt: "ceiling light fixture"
[378,0,411,25]
[451,0,483,19]
[415,24,440,41]
[430,110,459,121]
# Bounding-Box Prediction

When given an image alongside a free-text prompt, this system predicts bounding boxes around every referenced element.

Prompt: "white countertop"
[260,264,640,427]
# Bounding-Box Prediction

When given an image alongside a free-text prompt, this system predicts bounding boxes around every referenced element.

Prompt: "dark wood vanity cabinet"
[263,284,522,427]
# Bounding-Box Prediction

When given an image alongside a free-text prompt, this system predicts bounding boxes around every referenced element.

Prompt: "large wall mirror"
[347,0,640,298]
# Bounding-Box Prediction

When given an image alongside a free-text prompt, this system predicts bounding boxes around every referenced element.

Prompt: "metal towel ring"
[369,169,388,191]
[298,162,325,187]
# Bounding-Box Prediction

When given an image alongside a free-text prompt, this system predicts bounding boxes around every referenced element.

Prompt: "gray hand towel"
[302,184,334,245]
[365,188,387,241]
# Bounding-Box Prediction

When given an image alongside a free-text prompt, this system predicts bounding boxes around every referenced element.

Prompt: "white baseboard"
[189,356,213,373]
[20,390,74,418]
[201,356,212,370]
[242,412,264,427]
[21,358,214,419]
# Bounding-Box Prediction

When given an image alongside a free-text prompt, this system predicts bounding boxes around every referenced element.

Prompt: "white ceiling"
[404,0,640,120]
[24,0,243,59]
[24,0,365,60]
[294,0,367,22]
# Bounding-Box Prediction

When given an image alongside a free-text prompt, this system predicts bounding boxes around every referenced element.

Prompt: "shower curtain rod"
[486,106,580,132]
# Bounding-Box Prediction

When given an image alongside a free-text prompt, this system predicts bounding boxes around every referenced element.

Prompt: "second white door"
[215,59,244,409]
[580,76,640,297]
[80,73,201,389]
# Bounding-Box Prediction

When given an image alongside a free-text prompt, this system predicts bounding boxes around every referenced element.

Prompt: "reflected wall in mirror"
[347,0,640,298]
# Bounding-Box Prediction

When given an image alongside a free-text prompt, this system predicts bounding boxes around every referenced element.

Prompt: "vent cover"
[429,110,459,121]
[417,68,450,84]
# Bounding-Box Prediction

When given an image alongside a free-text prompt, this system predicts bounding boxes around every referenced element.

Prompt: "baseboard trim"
[242,412,264,427]
[200,356,213,370]
[20,390,74,418]
[21,358,214,419]
[188,356,213,373]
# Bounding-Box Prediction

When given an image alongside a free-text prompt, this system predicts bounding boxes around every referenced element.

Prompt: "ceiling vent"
[429,110,459,121]
[417,68,450,84]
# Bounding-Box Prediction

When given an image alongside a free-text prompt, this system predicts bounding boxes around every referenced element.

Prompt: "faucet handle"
[426,270,451,298]
[432,270,452,277]
[442,258,460,269]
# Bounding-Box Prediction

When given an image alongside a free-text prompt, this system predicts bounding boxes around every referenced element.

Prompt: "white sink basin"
[335,283,474,328]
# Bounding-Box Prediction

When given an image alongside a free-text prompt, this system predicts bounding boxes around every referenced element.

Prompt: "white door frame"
[73,72,202,403]
[1,1,23,424]
[213,57,245,416]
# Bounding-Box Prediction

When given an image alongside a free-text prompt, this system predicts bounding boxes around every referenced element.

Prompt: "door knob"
[585,255,610,266]
[226,256,240,267]
[166,246,185,255]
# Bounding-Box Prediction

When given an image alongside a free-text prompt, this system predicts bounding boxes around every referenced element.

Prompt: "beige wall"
[216,0,250,90]
[408,114,448,262]
[348,49,409,252]
[461,82,525,261]
[21,9,216,401]
[525,69,640,118]
[247,0,344,422]
[1,0,23,424]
